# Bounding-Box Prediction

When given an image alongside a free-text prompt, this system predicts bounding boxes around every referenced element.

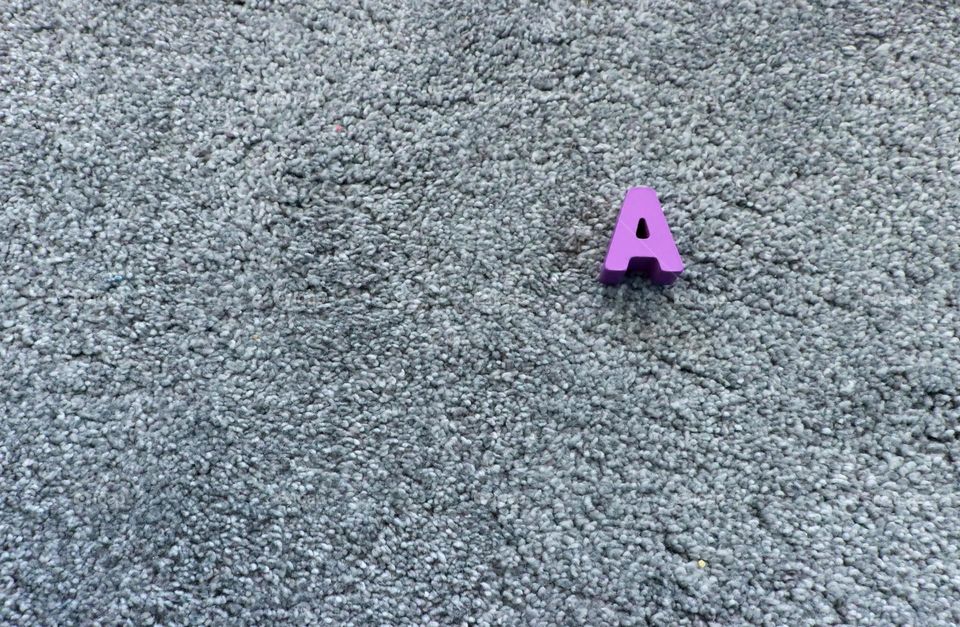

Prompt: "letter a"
[598,187,684,285]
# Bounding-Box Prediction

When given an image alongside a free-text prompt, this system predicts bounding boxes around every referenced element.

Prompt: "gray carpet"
[3,0,960,624]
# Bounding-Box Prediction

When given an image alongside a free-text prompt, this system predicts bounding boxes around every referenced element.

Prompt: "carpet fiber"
[3,0,960,623]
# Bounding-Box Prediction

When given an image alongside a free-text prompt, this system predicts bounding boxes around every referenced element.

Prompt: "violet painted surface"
[599,187,684,285]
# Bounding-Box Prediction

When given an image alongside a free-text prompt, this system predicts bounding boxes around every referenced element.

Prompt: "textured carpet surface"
[3,0,960,624]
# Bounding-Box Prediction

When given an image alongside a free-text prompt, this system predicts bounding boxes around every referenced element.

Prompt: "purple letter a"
[599,187,684,285]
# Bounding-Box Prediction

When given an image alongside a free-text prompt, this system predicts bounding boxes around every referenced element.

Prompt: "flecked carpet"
[3,0,960,624]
